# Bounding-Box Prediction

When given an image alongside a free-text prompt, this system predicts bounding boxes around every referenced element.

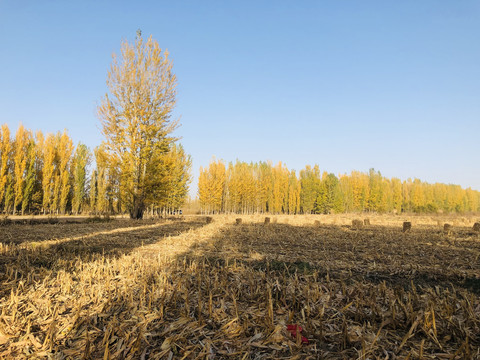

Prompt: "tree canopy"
[97,33,181,219]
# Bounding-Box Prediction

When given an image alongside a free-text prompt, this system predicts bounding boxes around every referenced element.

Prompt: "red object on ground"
[286,324,309,344]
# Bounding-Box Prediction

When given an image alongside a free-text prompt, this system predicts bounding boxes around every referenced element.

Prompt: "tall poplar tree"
[98,31,178,219]
[198,160,226,214]
[0,125,12,210]
[316,173,342,214]
[256,162,272,213]
[42,133,56,214]
[89,170,97,212]
[13,125,31,214]
[391,178,403,214]
[287,170,300,214]
[31,131,45,212]
[21,139,37,214]
[271,162,287,214]
[94,145,109,214]
[158,144,192,213]
[58,131,73,214]
[299,165,321,214]
[72,143,91,214]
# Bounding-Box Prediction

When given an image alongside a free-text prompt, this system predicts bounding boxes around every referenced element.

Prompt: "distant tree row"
[0,124,191,216]
[198,160,480,214]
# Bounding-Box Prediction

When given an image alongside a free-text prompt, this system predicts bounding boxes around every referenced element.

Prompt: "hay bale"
[48,217,59,224]
[235,218,242,225]
[314,220,321,226]
[443,223,452,235]
[264,217,271,225]
[352,219,363,229]
[403,221,412,233]
[364,218,370,226]
[473,222,480,232]
[206,216,213,224]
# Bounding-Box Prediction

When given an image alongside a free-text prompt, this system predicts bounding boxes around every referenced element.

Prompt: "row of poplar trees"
[198,160,480,214]
[0,32,192,218]
[0,124,191,216]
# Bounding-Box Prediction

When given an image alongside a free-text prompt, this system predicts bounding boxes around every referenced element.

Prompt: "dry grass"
[0,214,479,359]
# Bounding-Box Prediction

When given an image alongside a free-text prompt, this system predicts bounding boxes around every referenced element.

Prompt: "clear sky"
[1,1,479,193]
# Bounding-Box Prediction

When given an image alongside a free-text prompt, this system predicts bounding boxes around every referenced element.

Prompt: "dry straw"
[0,214,479,358]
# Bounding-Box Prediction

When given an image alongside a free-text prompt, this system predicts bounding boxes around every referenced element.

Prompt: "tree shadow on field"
[0,218,188,245]
[154,221,480,358]
[0,219,207,293]
[182,222,480,294]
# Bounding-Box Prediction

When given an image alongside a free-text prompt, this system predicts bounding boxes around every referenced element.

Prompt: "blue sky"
[0,1,479,193]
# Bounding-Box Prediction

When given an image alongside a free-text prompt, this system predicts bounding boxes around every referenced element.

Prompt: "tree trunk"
[130,197,145,219]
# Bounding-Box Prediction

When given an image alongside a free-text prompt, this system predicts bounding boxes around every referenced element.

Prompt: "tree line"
[198,159,480,214]
[0,123,191,216]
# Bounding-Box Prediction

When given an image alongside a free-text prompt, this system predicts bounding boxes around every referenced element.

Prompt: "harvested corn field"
[0,215,479,359]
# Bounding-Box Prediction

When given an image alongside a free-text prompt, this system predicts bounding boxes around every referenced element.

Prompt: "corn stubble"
[0,215,479,359]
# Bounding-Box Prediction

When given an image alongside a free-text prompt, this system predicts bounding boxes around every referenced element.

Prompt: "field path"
[134,218,227,259]
[19,220,197,250]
